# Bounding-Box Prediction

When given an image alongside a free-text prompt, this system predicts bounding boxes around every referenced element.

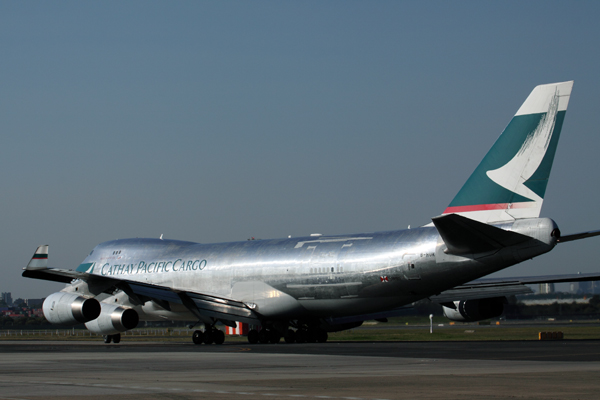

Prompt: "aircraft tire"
[247,329,259,344]
[316,330,328,343]
[269,330,281,344]
[258,329,270,344]
[203,330,214,345]
[103,335,112,344]
[295,329,307,343]
[192,330,204,345]
[214,329,225,345]
[112,333,121,344]
[307,328,318,343]
[284,329,296,344]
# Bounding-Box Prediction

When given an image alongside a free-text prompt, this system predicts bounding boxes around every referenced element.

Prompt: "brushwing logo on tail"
[486,89,560,204]
[444,81,572,223]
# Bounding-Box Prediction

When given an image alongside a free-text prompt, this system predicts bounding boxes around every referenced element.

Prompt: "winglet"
[26,245,49,270]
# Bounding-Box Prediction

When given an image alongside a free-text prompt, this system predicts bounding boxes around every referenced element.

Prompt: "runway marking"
[0,379,390,400]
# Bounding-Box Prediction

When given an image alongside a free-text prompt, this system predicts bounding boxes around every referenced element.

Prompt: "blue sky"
[2,1,600,298]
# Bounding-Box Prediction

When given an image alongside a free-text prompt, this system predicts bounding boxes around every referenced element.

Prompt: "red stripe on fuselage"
[443,202,534,214]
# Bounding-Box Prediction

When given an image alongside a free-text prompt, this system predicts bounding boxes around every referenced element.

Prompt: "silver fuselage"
[80,217,557,322]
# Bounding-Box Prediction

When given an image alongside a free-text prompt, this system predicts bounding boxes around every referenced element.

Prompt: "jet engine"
[442,297,505,322]
[43,292,101,325]
[85,303,139,335]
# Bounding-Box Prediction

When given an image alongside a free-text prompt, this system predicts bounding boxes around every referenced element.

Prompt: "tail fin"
[443,81,573,223]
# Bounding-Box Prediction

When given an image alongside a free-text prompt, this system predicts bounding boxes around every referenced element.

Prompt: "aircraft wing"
[430,272,600,303]
[22,246,259,325]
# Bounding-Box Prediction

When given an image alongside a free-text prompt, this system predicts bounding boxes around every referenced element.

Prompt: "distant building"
[570,282,578,293]
[13,298,25,306]
[1,292,12,306]
[569,281,600,295]
[539,283,555,294]
[25,298,44,308]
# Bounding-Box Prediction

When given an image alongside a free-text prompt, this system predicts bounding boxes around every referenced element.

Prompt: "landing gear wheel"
[258,329,270,344]
[203,330,214,344]
[284,329,296,344]
[192,330,204,345]
[316,330,328,343]
[247,329,259,344]
[269,330,281,344]
[307,328,318,343]
[214,329,225,345]
[295,329,307,343]
[103,335,112,344]
[112,333,121,344]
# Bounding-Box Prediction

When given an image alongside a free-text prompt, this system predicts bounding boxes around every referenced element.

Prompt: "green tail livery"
[444,81,573,223]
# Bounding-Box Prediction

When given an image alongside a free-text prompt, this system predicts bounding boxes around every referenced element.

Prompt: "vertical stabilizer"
[443,81,573,223]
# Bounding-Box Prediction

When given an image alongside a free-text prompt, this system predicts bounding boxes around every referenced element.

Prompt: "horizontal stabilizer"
[432,214,531,255]
[432,271,600,303]
[472,272,600,285]
[431,283,533,303]
[558,229,600,243]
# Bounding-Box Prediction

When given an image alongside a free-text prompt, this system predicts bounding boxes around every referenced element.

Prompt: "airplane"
[23,80,600,345]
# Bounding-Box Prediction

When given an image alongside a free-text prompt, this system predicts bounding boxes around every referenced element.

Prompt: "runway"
[1,340,600,399]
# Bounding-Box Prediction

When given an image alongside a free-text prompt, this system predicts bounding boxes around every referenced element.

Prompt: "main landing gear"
[247,328,281,344]
[103,334,121,344]
[247,328,328,344]
[192,328,225,345]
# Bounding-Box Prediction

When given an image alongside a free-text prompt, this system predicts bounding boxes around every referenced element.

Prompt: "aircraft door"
[402,253,421,280]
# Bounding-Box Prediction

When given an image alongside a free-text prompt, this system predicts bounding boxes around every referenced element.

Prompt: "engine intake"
[85,303,139,335]
[43,292,101,326]
[442,297,505,322]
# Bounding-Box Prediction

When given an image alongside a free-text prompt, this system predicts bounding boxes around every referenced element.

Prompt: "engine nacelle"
[85,303,139,335]
[442,297,505,322]
[43,292,101,326]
